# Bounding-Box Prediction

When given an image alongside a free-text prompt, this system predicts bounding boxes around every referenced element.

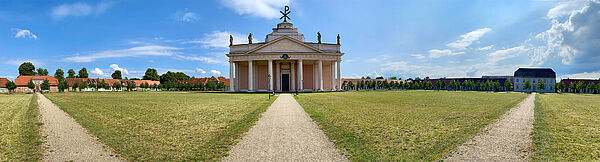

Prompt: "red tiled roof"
[15,75,59,86]
[178,76,230,86]
[0,78,9,88]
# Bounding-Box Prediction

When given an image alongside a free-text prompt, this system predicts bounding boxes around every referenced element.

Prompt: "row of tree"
[344,79,514,92]
[554,81,600,93]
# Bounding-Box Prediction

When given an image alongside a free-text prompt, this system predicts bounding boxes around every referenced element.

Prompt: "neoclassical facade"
[227,21,343,92]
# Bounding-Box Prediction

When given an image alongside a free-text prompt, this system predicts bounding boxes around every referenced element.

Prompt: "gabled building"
[14,75,59,93]
[0,78,9,93]
[513,68,556,93]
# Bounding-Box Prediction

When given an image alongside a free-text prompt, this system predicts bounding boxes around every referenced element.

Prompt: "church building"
[227,6,343,92]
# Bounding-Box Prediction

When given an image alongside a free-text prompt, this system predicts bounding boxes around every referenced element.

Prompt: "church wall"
[257,65,268,90]
[239,64,248,90]
[323,63,333,90]
[303,64,314,90]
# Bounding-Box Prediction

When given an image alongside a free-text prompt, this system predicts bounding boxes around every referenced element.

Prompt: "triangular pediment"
[247,36,323,54]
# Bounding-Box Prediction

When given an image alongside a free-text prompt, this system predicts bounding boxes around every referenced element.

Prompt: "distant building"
[66,78,160,92]
[14,75,59,93]
[178,76,230,87]
[0,78,9,93]
[560,78,600,92]
[513,68,556,93]
[341,78,404,88]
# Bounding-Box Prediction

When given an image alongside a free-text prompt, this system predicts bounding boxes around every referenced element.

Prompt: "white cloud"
[12,28,38,39]
[547,0,589,19]
[186,31,246,48]
[428,49,465,58]
[560,71,600,79]
[2,59,43,66]
[110,64,129,75]
[221,0,290,19]
[487,46,529,64]
[410,54,426,59]
[173,8,199,22]
[210,70,222,76]
[446,28,492,49]
[52,2,114,19]
[196,68,207,74]
[478,45,494,51]
[176,55,226,65]
[91,68,105,76]
[64,45,180,62]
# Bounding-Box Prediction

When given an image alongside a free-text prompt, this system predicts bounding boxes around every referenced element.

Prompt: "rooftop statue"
[317,32,321,44]
[337,34,340,45]
[280,6,291,22]
[248,33,252,44]
[229,35,233,46]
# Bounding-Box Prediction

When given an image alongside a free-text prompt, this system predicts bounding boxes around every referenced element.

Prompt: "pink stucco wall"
[323,63,333,90]
[239,64,248,90]
[303,64,314,90]
[257,65,268,90]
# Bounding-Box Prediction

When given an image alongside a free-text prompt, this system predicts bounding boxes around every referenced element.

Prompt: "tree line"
[343,78,514,92]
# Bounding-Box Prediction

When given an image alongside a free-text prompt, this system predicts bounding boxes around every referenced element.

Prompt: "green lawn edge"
[44,93,277,161]
[296,90,527,161]
[9,94,43,161]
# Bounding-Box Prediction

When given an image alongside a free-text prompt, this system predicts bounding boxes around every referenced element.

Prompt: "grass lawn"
[532,93,600,161]
[0,94,42,161]
[44,92,275,161]
[295,90,527,161]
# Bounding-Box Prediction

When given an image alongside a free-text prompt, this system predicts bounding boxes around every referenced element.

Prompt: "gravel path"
[445,93,536,161]
[223,93,348,162]
[37,93,123,162]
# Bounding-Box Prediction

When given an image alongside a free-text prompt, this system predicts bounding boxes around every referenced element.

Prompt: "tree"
[54,69,65,82]
[537,79,545,91]
[365,76,371,79]
[143,68,160,81]
[586,83,596,94]
[112,70,122,79]
[37,68,48,75]
[67,69,76,78]
[58,80,68,92]
[388,76,397,80]
[79,81,88,91]
[504,79,512,91]
[523,80,532,91]
[597,83,600,94]
[375,76,384,79]
[72,83,78,92]
[205,81,217,91]
[576,81,586,93]
[112,82,122,91]
[555,81,565,93]
[78,68,88,78]
[41,79,50,92]
[159,71,190,83]
[18,62,36,76]
[27,80,35,92]
[126,81,136,91]
[5,81,16,94]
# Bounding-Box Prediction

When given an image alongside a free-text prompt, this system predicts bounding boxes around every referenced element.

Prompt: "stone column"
[331,62,335,91]
[229,61,234,92]
[291,61,295,91]
[318,60,323,91]
[276,61,281,91]
[248,60,253,91]
[268,60,273,91]
[337,60,341,91]
[235,63,240,91]
[298,60,303,91]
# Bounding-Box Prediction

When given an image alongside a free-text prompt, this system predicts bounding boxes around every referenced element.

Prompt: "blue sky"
[1,0,599,80]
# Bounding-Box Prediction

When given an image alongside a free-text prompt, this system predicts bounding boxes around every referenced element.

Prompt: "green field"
[0,94,42,161]
[532,94,600,161]
[44,92,275,161]
[295,90,527,161]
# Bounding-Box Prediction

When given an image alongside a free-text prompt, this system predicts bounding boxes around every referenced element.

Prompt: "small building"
[0,78,9,93]
[560,78,600,92]
[513,68,556,93]
[14,75,59,93]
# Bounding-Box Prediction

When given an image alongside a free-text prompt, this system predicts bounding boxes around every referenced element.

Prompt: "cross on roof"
[280,6,291,22]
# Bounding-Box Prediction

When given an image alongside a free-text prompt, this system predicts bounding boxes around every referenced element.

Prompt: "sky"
[1,0,599,80]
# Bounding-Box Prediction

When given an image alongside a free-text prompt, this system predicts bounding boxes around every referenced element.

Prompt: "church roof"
[514,68,556,78]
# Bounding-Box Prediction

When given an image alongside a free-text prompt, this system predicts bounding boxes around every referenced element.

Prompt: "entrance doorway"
[282,74,289,91]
